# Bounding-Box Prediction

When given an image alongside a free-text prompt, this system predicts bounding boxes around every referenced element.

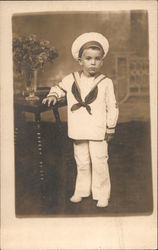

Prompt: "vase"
[25,70,39,101]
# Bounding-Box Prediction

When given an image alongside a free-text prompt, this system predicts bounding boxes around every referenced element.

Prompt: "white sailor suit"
[48,71,119,201]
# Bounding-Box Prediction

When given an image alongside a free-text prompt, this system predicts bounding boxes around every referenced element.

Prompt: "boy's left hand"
[104,133,114,142]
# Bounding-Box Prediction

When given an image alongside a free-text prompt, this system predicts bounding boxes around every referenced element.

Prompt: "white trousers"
[73,140,111,200]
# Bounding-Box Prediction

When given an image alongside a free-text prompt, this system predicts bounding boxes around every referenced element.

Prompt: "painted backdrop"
[12,11,149,122]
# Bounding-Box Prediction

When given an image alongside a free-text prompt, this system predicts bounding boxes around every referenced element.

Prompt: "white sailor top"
[48,72,119,140]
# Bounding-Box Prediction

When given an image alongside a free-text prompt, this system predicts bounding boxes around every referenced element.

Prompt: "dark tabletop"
[14,89,67,113]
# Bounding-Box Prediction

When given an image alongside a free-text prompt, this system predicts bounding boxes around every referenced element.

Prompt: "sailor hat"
[71,32,109,60]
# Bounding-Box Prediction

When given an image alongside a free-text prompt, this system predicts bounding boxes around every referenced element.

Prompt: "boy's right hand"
[42,96,57,107]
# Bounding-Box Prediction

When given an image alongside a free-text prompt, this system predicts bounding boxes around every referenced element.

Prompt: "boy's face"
[79,47,104,77]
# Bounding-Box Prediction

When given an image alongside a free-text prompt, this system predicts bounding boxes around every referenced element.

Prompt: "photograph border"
[0,1,157,249]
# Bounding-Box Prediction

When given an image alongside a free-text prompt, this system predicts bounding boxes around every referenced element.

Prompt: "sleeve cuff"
[106,127,115,134]
[47,92,58,98]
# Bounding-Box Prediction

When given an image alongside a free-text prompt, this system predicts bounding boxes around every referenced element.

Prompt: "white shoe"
[70,195,82,203]
[97,199,109,207]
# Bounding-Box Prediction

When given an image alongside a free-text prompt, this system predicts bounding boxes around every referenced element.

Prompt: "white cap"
[71,32,109,60]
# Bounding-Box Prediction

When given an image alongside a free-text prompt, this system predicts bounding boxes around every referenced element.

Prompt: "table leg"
[35,112,46,207]
[52,105,63,135]
[14,127,19,146]
[14,110,23,146]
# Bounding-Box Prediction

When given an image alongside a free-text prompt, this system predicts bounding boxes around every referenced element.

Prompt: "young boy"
[42,32,119,207]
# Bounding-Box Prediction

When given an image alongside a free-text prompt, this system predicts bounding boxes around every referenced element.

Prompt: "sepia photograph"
[1,1,157,250]
[13,10,152,217]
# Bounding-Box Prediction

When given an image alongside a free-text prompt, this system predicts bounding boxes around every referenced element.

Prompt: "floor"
[15,121,153,217]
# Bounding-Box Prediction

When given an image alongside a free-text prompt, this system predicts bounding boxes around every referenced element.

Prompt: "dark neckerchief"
[71,72,106,115]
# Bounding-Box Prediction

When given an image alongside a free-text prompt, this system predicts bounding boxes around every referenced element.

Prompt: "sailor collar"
[71,71,106,115]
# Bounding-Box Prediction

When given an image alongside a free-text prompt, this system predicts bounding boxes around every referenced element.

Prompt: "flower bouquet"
[13,34,58,100]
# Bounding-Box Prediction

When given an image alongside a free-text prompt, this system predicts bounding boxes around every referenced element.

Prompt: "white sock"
[70,195,82,203]
[97,199,109,208]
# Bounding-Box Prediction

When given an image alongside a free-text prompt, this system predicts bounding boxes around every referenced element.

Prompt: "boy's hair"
[79,42,104,59]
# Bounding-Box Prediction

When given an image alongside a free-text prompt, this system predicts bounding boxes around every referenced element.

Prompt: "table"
[14,90,67,203]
